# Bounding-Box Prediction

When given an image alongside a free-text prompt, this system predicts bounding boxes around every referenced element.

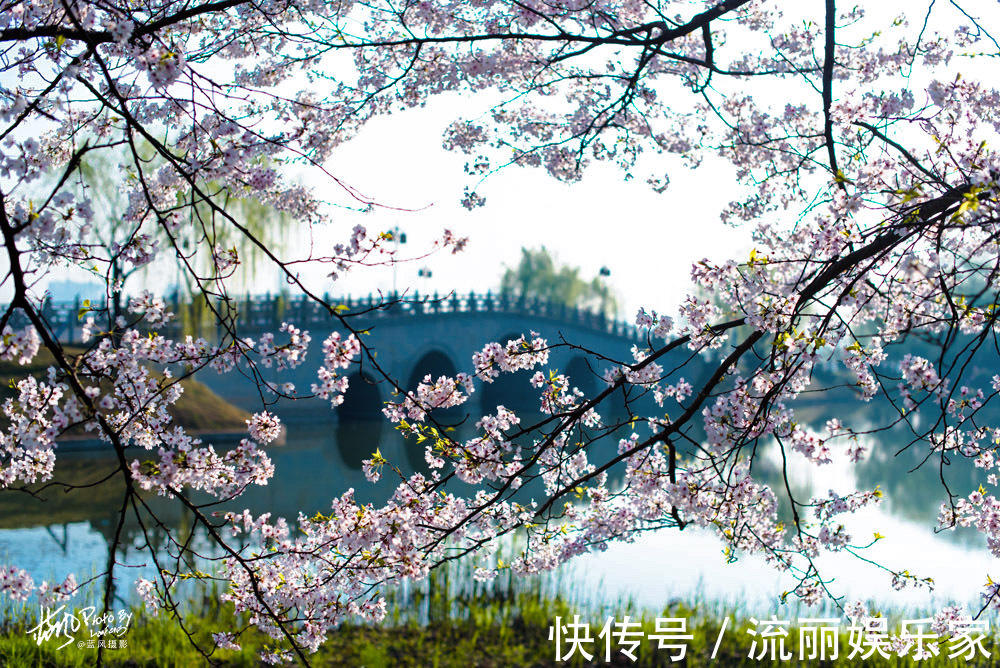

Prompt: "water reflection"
[0,385,997,611]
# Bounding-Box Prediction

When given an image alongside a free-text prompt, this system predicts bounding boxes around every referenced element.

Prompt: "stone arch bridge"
[30,291,706,424]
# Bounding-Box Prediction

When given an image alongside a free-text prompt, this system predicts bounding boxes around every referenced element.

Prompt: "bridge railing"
[3,291,641,343]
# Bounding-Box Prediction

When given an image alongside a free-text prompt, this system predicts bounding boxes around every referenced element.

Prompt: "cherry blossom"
[2,0,1000,661]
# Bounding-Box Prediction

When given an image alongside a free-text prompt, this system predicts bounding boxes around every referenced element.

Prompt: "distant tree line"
[500,247,618,317]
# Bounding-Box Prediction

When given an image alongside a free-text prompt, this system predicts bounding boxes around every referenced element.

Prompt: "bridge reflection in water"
[3,394,993,612]
[16,292,996,610]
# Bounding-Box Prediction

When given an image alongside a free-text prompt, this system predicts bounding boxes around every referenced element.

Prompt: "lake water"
[1,395,997,618]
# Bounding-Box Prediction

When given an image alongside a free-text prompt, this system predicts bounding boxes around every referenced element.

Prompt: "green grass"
[4,604,996,667]
[2,566,997,667]
[161,372,249,433]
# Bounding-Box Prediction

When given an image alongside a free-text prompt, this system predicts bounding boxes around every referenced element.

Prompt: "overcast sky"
[37,90,755,320]
[26,0,1000,321]
[296,100,755,320]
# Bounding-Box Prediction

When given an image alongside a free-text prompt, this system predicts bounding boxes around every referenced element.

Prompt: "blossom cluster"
[3,0,1000,661]
[0,565,76,606]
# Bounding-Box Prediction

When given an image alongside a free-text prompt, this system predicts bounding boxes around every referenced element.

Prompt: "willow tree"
[51,143,293,330]
[501,246,618,316]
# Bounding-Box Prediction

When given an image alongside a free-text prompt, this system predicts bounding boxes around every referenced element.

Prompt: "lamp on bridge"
[598,266,611,316]
[390,226,407,295]
[417,267,433,299]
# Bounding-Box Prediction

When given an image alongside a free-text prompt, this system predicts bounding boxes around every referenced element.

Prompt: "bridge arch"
[334,372,383,468]
[406,348,460,393]
[338,372,383,420]
[405,347,467,421]
[564,354,600,400]
[480,331,538,414]
[333,418,383,470]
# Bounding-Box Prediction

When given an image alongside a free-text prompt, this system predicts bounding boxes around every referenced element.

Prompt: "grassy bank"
[0,346,250,435]
[1,567,996,667]
[3,605,995,667]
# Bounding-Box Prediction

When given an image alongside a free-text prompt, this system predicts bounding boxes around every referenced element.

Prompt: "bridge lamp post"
[390,226,407,295]
[417,267,432,296]
[598,266,611,316]
[417,267,434,295]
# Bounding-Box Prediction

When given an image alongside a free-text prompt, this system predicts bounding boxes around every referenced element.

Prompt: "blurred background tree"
[60,142,293,333]
[500,247,618,318]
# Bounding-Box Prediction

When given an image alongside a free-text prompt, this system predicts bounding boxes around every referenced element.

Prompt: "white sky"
[256,0,999,320]
[288,101,754,319]
[21,0,1000,322]
[37,91,755,320]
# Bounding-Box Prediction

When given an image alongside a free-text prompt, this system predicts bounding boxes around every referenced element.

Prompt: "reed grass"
[0,553,995,666]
